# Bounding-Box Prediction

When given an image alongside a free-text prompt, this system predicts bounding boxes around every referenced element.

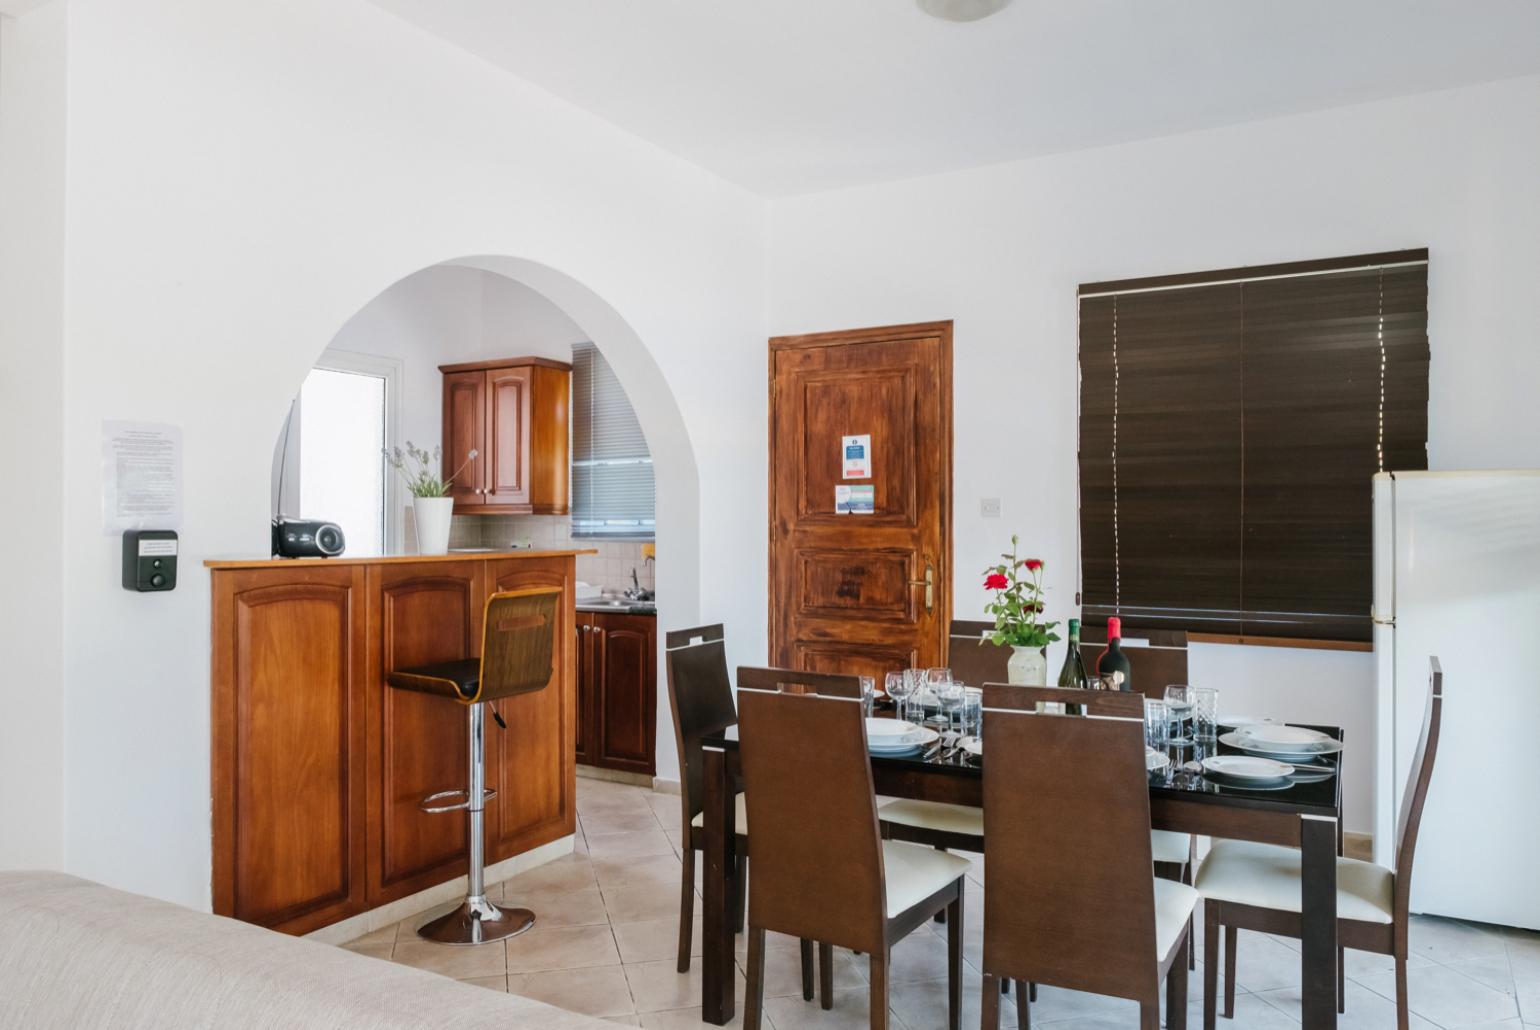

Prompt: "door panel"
[485,366,531,506]
[595,613,657,774]
[574,613,594,764]
[769,323,952,678]
[442,371,485,508]
[366,563,482,904]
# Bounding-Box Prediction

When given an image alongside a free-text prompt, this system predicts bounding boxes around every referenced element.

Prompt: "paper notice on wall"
[842,434,872,479]
[835,484,874,515]
[102,421,182,535]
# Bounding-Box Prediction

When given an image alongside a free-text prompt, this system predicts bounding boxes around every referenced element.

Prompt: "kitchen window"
[1077,249,1429,644]
[571,342,655,539]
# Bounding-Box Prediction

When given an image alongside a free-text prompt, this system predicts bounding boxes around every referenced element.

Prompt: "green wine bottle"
[1056,618,1091,689]
[1095,616,1134,692]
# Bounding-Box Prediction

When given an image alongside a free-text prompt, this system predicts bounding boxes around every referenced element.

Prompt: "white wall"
[44,0,766,908]
[770,75,1540,833]
[0,3,67,870]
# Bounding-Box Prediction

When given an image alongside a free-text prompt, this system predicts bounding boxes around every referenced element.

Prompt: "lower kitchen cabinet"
[575,611,656,776]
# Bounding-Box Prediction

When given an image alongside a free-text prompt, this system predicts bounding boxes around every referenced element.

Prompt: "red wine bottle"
[1095,616,1133,692]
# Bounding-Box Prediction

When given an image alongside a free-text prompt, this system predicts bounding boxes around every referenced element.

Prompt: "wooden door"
[768,322,952,680]
[485,366,531,506]
[574,611,595,765]
[211,565,368,935]
[442,370,485,508]
[365,561,483,905]
[594,612,657,775]
[485,556,576,861]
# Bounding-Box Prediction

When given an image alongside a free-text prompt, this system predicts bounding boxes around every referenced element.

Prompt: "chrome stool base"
[418,896,535,946]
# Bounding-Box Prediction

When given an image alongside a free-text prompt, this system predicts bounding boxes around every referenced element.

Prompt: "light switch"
[980,497,1002,518]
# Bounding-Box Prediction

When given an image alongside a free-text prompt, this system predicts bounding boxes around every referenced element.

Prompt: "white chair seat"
[878,799,984,837]
[690,792,750,834]
[882,840,973,918]
[1150,829,1192,866]
[1154,877,1200,960]
[1195,839,1394,925]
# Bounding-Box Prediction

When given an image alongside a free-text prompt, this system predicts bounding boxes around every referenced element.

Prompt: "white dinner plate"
[1202,755,1295,781]
[1235,724,1335,749]
[866,718,917,739]
[1219,730,1345,758]
[1146,749,1171,772]
[960,736,983,757]
[869,726,939,752]
[1218,715,1276,729]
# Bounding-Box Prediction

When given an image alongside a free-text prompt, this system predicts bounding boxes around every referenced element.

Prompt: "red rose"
[1024,559,1043,572]
[984,573,1009,590]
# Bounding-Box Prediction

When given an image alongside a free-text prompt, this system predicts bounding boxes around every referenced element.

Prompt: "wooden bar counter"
[207,549,590,935]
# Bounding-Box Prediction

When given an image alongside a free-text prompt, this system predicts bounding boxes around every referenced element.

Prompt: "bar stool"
[386,586,560,946]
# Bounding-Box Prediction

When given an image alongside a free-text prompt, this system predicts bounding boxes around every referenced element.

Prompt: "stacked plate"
[1200,754,1297,790]
[866,718,938,756]
[1218,723,1342,781]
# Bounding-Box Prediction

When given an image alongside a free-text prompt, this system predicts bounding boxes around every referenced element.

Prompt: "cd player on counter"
[271,517,345,558]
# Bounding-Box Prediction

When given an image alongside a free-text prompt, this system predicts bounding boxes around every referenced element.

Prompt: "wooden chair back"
[981,683,1146,718]
[476,587,560,703]
[1078,624,1189,700]
[737,665,863,699]
[948,619,1010,686]
[980,696,1159,1003]
[736,688,887,954]
[1392,657,1445,925]
[664,624,739,833]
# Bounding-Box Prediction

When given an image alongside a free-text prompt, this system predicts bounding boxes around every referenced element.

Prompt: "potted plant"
[982,536,1061,685]
[384,442,476,556]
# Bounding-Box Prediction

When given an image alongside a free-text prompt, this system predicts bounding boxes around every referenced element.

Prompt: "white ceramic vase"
[413,495,454,556]
[1007,645,1048,686]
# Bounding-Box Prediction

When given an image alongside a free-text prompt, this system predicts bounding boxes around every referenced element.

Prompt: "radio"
[271,517,346,559]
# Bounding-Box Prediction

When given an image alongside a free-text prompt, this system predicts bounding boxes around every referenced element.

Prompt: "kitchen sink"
[576,597,656,614]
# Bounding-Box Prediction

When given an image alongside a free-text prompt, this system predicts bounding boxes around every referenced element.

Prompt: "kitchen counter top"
[204,548,595,570]
[576,600,657,616]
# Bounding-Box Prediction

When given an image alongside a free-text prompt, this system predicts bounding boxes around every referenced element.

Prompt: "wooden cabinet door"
[443,370,486,508]
[484,557,576,861]
[595,613,657,775]
[365,561,483,905]
[574,612,595,765]
[768,322,953,681]
[212,565,367,935]
[484,366,531,506]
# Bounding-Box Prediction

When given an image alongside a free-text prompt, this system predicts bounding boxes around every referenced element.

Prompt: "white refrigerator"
[1373,470,1540,929]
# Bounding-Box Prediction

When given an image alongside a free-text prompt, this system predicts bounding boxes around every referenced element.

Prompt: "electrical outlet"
[980,497,1002,518]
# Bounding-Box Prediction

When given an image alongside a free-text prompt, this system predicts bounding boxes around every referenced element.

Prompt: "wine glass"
[933,670,964,736]
[885,671,909,722]
[858,675,876,717]
[1165,684,1195,746]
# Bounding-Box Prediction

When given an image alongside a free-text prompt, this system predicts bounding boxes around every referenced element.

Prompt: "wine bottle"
[1056,618,1091,689]
[1095,616,1134,692]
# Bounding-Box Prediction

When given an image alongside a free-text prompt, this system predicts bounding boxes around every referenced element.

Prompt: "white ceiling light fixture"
[917,0,1012,23]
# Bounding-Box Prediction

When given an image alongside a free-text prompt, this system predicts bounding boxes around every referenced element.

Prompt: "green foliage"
[383,442,477,498]
[981,534,1061,650]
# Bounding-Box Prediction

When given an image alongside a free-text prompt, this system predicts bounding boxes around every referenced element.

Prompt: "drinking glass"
[936,677,966,736]
[1165,684,1195,746]
[902,668,928,725]
[961,688,983,738]
[929,668,956,731]
[858,676,876,718]
[1144,699,1169,751]
[885,671,909,721]
[1192,686,1219,742]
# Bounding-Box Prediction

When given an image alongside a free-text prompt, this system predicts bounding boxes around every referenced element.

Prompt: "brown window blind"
[1078,250,1429,643]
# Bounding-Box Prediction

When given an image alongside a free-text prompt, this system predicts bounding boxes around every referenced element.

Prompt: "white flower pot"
[1007,646,1048,686]
[413,496,454,556]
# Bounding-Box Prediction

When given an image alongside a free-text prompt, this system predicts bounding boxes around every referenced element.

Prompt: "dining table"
[696,714,1346,1029]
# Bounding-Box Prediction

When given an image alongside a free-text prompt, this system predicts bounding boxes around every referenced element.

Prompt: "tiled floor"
[341,777,1540,1029]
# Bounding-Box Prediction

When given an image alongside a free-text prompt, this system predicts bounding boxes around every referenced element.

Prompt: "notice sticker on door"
[842,434,872,479]
[835,484,875,515]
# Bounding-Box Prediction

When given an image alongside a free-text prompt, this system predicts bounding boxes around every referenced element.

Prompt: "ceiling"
[369,0,1540,196]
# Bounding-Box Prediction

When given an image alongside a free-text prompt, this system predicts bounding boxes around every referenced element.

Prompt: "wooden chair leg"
[1184,858,1197,971]
[733,851,747,934]
[1223,923,1238,1018]
[1029,983,1036,1003]
[1014,977,1030,1030]
[801,938,814,1001]
[677,847,695,973]
[981,973,1000,1030]
[1203,903,1219,1030]
[1140,1002,1160,1030]
[870,950,889,1030]
[1395,955,1409,1030]
[820,941,834,1010]
[1167,934,1189,1030]
[1339,944,1347,1014]
[947,891,963,1030]
[744,926,766,1030]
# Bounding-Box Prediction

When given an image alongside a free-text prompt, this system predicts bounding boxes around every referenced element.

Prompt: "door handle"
[907,561,934,614]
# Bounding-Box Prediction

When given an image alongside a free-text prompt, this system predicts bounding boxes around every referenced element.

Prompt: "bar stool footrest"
[419,787,498,814]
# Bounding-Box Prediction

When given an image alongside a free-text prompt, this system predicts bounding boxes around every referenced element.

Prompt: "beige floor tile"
[582,807,666,834]
[604,1017,642,1027]
[509,964,638,1019]
[624,957,746,1014]
[459,974,509,992]
[498,853,598,894]
[762,986,905,1030]
[886,931,951,984]
[341,923,398,951]
[638,1006,758,1029]
[1222,927,1312,993]
[505,922,622,974]
[340,941,394,960]
[1018,982,1134,1023]
[587,828,677,860]
[1255,978,1441,1029]
[1358,962,1519,1027]
[1408,914,1510,965]
[395,900,462,941]
[499,886,609,928]
[741,939,867,999]
[614,915,701,964]
[391,937,507,980]
[889,974,1015,1030]
[604,880,689,923]
[645,792,683,823]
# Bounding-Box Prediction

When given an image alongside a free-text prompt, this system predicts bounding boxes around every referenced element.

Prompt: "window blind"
[571,342,655,538]
[1078,250,1430,643]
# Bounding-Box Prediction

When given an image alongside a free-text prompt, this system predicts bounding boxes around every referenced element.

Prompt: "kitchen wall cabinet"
[575,611,656,777]
[440,356,570,515]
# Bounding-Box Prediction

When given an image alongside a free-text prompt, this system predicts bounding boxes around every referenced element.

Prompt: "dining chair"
[663,627,816,1001]
[737,687,971,1030]
[1197,657,1444,1030]
[947,618,1009,688]
[979,684,1197,1030]
[736,665,863,697]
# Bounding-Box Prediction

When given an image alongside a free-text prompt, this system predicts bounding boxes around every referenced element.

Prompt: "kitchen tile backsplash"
[445,513,654,595]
